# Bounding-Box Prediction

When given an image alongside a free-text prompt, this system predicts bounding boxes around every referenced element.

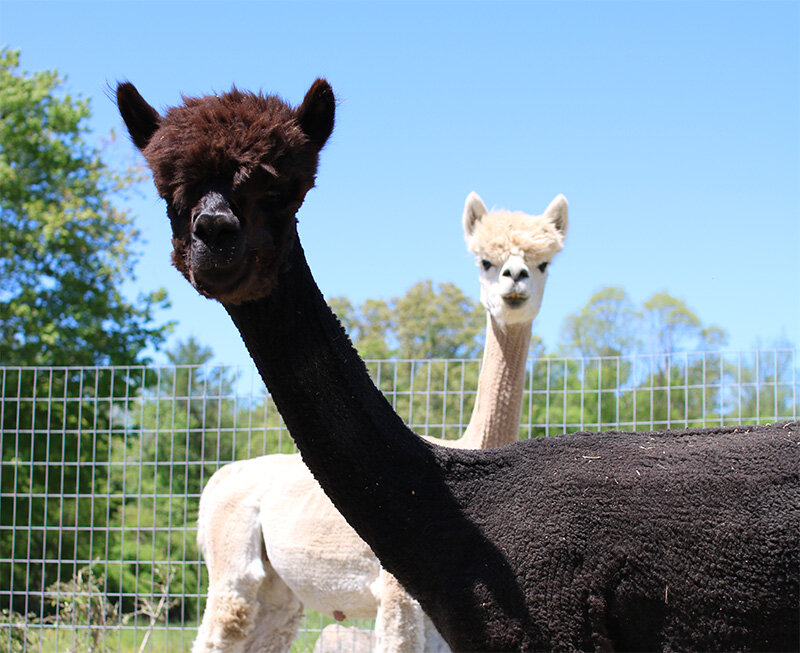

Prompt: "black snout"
[190,190,245,273]
[193,210,240,248]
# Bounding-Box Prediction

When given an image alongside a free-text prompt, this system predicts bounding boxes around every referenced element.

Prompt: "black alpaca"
[117,79,800,652]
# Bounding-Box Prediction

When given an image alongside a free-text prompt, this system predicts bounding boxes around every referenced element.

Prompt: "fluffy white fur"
[193,192,568,653]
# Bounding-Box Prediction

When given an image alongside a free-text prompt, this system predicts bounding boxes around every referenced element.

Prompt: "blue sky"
[3,1,799,366]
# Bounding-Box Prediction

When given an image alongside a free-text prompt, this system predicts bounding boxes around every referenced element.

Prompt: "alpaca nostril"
[192,214,212,243]
[502,267,529,281]
[193,212,240,247]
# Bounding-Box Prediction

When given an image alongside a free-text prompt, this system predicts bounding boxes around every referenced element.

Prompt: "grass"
[8,625,196,652]
[7,610,374,652]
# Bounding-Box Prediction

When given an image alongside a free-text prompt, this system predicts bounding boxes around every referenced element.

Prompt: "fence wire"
[1,349,797,651]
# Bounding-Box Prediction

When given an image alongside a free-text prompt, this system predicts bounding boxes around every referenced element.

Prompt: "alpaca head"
[116,80,335,304]
[463,192,568,326]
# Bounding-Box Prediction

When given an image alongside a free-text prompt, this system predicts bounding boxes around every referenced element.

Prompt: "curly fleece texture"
[142,89,319,214]
[466,208,566,268]
[424,422,799,651]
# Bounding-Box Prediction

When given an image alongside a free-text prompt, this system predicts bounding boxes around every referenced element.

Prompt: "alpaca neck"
[224,235,539,649]
[457,315,531,449]
[223,236,437,544]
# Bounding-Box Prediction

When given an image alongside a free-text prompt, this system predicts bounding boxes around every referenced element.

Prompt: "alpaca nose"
[193,211,241,248]
[501,258,529,282]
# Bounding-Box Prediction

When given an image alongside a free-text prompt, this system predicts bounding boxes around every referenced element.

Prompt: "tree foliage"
[0,49,170,619]
[0,48,169,365]
[329,280,485,360]
[105,337,293,619]
[541,287,794,437]
[560,286,728,357]
[0,366,124,616]
[642,291,728,353]
[559,286,642,357]
[107,338,236,617]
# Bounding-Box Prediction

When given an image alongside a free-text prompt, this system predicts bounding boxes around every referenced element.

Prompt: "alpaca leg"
[242,559,304,653]
[193,461,303,653]
[373,569,427,653]
[194,554,303,653]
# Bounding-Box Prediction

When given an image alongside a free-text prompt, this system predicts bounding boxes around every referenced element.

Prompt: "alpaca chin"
[502,293,544,326]
[189,238,246,275]
[190,266,249,302]
[190,263,278,306]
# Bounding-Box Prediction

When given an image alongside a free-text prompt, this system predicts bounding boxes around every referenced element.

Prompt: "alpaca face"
[116,80,335,304]
[463,192,568,326]
[478,252,546,325]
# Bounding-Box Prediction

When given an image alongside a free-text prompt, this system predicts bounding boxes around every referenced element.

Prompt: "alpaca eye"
[481,259,493,271]
[260,187,284,206]
[538,262,549,273]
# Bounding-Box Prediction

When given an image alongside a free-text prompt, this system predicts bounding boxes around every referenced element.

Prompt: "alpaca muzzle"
[191,192,246,274]
[501,291,529,308]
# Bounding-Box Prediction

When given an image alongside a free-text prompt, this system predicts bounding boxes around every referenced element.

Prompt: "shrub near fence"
[1,349,797,651]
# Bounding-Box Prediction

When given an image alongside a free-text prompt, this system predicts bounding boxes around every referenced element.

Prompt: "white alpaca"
[192,192,568,653]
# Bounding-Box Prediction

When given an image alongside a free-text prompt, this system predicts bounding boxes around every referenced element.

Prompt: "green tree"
[717,344,799,425]
[642,291,728,354]
[1,367,131,616]
[555,287,737,431]
[329,281,486,439]
[329,281,485,360]
[328,296,394,359]
[107,338,242,619]
[393,281,485,359]
[0,48,169,365]
[559,286,641,358]
[0,49,169,617]
[635,293,729,426]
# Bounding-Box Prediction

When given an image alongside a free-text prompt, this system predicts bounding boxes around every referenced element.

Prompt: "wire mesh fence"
[1,349,797,651]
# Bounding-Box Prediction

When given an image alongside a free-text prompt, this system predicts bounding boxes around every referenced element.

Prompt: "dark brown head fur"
[116,80,335,304]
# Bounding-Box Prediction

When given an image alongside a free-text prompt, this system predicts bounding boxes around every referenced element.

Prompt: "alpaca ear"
[543,194,568,237]
[462,191,488,237]
[296,78,335,150]
[116,82,161,151]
